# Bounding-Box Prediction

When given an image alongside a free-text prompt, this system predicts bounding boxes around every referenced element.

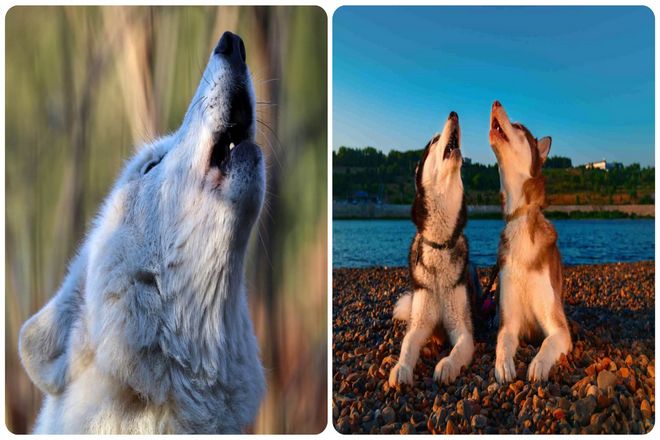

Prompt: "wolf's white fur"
[489,102,572,384]
[18,35,266,433]
[389,115,475,387]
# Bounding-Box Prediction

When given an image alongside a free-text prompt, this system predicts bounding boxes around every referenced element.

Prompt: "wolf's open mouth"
[209,88,253,171]
[210,127,250,170]
[210,131,234,169]
[443,129,460,160]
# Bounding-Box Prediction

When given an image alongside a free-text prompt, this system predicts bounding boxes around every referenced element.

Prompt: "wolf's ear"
[537,137,552,163]
[18,248,87,395]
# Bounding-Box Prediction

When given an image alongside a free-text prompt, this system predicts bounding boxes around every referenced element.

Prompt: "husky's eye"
[142,158,161,175]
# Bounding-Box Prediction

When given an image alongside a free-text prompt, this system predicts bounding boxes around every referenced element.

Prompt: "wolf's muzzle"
[214,31,247,68]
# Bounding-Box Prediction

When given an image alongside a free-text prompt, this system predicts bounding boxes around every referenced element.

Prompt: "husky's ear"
[537,137,552,163]
[18,247,87,395]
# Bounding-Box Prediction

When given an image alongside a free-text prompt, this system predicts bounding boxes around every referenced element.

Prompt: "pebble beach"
[332,262,655,434]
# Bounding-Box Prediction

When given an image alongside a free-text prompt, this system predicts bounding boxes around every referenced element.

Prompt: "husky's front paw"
[528,355,553,382]
[495,355,516,384]
[389,363,413,387]
[433,357,459,384]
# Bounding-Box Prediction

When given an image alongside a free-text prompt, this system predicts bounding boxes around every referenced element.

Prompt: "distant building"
[583,160,623,171]
[349,190,382,205]
[463,157,472,165]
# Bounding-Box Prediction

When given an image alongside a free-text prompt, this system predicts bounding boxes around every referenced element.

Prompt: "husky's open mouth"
[491,117,502,134]
[491,117,508,142]
[443,129,460,160]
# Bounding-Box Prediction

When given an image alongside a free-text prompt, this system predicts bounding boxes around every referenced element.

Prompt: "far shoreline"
[332,260,656,270]
[333,203,654,220]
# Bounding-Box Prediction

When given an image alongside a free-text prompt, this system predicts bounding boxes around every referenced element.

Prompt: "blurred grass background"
[5,6,327,434]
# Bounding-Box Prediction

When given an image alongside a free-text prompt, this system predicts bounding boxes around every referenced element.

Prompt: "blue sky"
[333,6,654,166]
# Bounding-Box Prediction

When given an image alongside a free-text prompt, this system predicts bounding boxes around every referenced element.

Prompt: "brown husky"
[489,100,572,383]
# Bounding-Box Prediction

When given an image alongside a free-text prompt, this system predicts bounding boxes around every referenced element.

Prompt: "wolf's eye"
[142,158,161,175]
[136,270,158,286]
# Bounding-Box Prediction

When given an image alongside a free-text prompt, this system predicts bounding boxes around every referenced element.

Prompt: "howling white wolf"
[19,31,266,434]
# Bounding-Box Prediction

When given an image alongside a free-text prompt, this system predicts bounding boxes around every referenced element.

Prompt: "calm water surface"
[333,219,654,268]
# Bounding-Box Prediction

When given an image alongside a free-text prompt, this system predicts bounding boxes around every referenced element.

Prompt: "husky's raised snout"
[442,111,460,160]
[19,32,266,434]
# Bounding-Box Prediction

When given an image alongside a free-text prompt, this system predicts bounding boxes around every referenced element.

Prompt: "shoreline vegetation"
[332,262,655,434]
[333,147,655,207]
[333,203,654,220]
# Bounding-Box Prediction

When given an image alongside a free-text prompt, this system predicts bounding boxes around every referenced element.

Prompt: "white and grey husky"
[489,100,572,384]
[389,112,482,387]
[18,32,266,433]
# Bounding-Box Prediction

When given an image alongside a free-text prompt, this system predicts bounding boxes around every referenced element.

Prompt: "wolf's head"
[19,32,266,405]
[489,101,551,213]
[412,111,464,232]
[85,31,265,324]
[128,31,263,236]
[97,30,264,276]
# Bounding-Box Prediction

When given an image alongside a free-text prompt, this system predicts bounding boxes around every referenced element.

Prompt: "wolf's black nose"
[214,31,246,64]
[449,111,458,121]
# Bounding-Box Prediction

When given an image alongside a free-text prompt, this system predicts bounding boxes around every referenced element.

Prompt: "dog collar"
[415,235,456,266]
[420,235,455,250]
[505,203,541,222]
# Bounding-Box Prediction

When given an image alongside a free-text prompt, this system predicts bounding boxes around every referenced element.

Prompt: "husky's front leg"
[495,325,520,384]
[495,270,520,384]
[433,284,474,384]
[528,328,571,381]
[528,279,572,381]
[389,288,437,387]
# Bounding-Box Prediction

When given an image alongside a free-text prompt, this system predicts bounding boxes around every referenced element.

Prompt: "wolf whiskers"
[190,95,207,114]
[256,121,283,170]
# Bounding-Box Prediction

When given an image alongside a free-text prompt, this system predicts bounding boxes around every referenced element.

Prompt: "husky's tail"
[393,292,413,321]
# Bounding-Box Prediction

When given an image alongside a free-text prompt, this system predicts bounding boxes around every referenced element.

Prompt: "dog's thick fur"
[389,112,478,386]
[18,32,266,433]
[489,101,572,384]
